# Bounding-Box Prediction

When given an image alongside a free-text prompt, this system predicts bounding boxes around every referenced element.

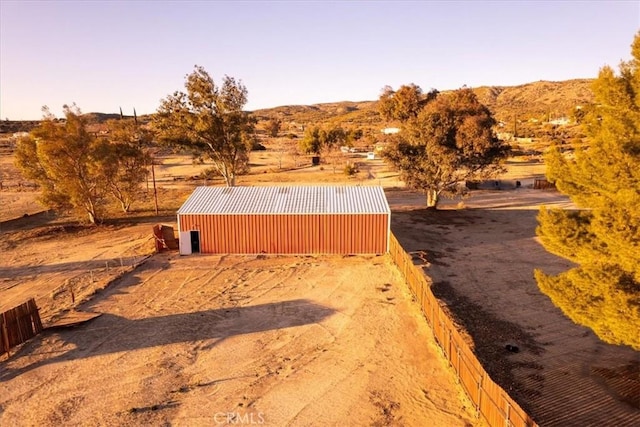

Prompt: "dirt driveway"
[391,188,640,427]
[1,253,478,426]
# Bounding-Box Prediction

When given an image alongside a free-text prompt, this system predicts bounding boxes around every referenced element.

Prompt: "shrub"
[252,141,266,151]
[344,162,359,176]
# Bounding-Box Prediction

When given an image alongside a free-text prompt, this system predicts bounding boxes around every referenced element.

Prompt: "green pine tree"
[535,32,640,349]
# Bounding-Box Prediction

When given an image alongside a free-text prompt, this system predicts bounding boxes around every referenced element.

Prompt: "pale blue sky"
[1,1,638,119]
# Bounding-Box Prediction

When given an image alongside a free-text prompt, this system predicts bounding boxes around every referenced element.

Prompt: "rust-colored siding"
[178,213,389,254]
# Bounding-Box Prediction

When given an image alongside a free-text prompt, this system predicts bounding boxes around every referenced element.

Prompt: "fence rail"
[1,298,43,357]
[389,233,537,427]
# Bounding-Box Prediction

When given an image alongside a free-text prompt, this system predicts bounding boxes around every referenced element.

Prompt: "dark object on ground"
[505,344,520,353]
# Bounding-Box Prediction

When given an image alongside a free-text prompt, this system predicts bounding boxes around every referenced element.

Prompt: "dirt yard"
[0,253,478,426]
[2,139,638,426]
[0,147,484,426]
[391,188,640,426]
[0,147,46,222]
[0,219,158,319]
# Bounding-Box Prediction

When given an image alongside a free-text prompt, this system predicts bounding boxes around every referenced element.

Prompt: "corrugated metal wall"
[178,213,389,254]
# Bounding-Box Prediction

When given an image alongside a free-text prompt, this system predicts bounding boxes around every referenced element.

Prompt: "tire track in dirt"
[1,254,479,426]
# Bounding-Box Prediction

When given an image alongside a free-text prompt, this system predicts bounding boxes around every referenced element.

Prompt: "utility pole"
[151,160,159,215]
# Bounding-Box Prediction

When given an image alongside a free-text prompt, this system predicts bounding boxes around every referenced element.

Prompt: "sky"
[1,1,638,120]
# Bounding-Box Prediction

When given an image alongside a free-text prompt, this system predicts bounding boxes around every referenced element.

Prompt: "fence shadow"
[392,208,542,247]
[0,256,147,279]
[388,233,537,427]
[104,214,176,227]
[0,299,334,382]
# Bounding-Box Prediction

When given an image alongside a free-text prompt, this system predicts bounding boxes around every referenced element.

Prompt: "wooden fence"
[1,298,43,357]
[533,178,556,190]
[389,233,537,427]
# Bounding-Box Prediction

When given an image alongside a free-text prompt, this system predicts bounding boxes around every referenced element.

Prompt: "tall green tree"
[14,105,110,224]
[298,125,346,156]
[378,84,438,122]
[153,66,254,186]
[535,33,640,349]
[320,126,346,173]
[265,118,282,137]
[344,128,363,145]
[14,107,150,222]
[95,119,151,213]
[299,126,323,155]
[383,88,509,208]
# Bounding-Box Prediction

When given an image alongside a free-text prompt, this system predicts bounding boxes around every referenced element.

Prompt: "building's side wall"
[178,213,389,254]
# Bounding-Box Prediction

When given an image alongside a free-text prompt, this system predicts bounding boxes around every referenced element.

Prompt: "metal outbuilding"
[177,186,390,255]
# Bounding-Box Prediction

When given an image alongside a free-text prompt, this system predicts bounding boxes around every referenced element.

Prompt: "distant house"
[496,132,513,141]
[11,132,29,139]
[381,127,400,135]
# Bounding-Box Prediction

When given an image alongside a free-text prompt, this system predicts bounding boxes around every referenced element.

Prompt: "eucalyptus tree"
[153,66,255,186]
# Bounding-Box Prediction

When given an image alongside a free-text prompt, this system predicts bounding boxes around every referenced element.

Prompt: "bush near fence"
[389,233,537,427]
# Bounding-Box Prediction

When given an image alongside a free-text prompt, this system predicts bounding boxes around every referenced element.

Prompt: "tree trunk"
[86,199,98,224]
[426,189,438,209]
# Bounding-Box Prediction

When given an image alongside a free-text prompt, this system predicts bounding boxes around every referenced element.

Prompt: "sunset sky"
[1,1,638,119]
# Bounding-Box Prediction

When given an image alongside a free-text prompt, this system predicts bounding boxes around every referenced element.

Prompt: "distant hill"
[0,120,41,134]
[82,112,122,123]
[252,79,595,132]
[0,112,153,134]
[250,101,379,133]
[472,79,594,123]
[1,79,595,135]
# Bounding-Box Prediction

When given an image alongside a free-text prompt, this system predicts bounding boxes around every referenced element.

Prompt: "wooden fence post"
[29,299,43,333]
[1,299,43,358]
[456,345,461,382]
[477,374,484,417]
[422,282,428,316]
[1,312,9,358]
[15,303,25,344]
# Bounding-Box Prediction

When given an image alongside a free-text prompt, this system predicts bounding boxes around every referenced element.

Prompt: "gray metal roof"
[177,186,391,215]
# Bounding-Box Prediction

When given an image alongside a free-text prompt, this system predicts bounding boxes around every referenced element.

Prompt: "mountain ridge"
[1,78,595,134]
[251,78,594,128]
